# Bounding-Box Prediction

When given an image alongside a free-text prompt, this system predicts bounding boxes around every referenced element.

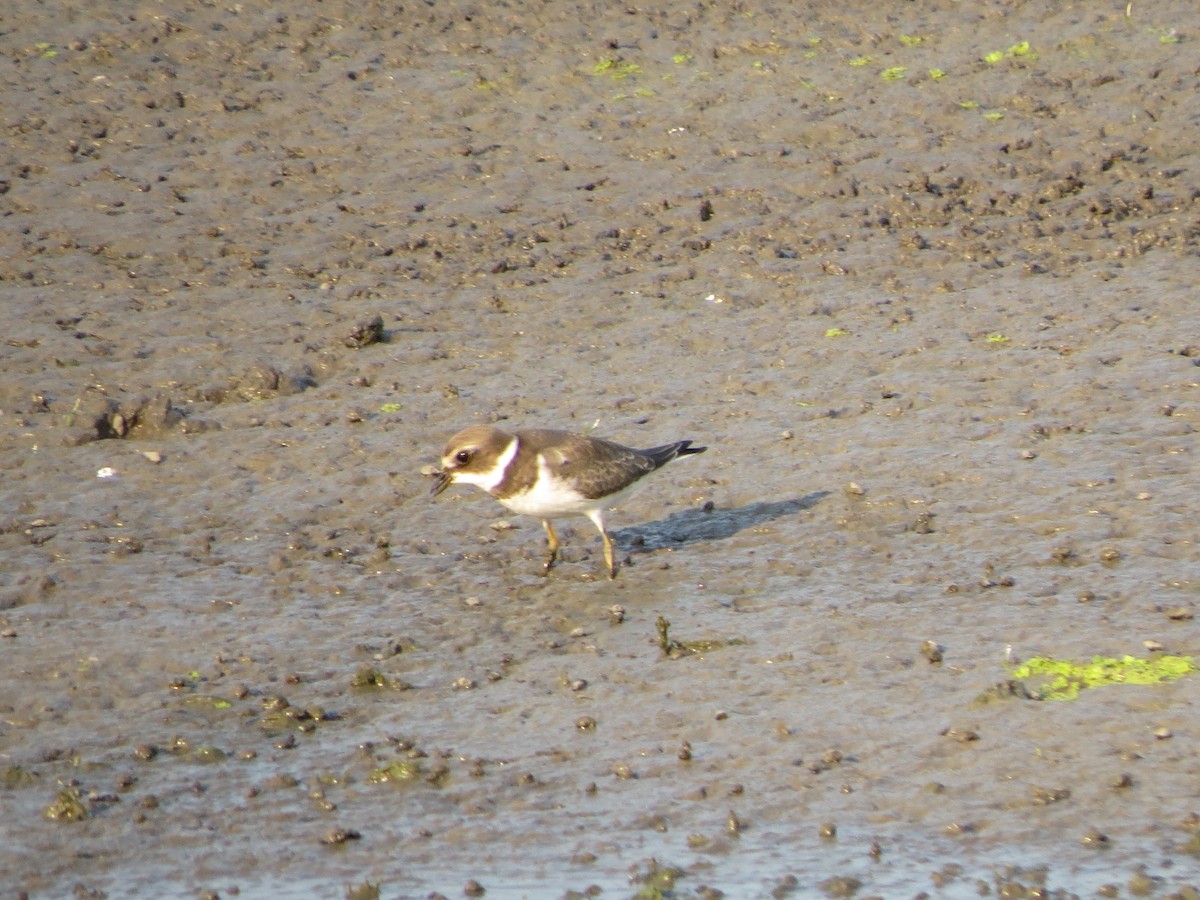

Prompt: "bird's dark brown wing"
[522,430,658,500]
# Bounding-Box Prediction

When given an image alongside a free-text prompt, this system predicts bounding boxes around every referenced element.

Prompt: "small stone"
[943,727,980,743]
[1143,640,1164,652]
[321,828,361,845]
[1152,726,1173,740]
[140,450,164,463]
[819,876,862,897]
[844,481,865,496]
[1165,606,1194,620]
[1031,786,1071,805]
[1020,449,1037,459]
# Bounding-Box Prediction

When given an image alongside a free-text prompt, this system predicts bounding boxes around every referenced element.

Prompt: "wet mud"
[2,1,1199,897]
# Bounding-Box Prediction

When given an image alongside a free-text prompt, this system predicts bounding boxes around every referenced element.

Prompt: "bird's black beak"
[430,470,452,497]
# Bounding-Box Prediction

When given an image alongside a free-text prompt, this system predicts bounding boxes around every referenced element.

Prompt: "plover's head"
[431,426,516,497]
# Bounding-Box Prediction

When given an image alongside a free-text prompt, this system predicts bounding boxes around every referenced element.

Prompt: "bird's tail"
[641,440,707,469]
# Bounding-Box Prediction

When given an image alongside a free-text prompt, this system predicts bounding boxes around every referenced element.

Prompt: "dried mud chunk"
[68,393,185,442]
[344,314,386,348]
[121,393,184,437]
[0,572,56,610]
[237,363,288,399]
[206,364,317,402]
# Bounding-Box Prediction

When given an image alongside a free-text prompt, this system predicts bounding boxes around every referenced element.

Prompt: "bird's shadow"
[616,491,830,554]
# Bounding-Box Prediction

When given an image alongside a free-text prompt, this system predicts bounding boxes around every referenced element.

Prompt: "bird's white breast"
[499,454,608,518]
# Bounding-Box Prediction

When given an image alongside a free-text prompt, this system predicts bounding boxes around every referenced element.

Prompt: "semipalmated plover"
[431,426,706,578]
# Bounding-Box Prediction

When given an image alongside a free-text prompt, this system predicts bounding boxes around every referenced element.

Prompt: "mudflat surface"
[2,1,1199,897]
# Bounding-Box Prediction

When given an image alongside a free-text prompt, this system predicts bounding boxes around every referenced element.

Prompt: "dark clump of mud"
[2,1,1199,897]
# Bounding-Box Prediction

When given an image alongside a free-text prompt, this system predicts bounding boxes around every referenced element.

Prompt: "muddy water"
[2,0,1199,897]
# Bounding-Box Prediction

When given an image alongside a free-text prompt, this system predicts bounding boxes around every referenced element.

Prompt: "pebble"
[943,727,980,743]
[921,640,944,664]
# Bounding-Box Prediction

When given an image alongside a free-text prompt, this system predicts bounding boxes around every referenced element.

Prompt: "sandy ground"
[2,1,1200,897]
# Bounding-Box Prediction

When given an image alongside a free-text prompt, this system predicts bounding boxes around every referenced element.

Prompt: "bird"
[431,425,706,578]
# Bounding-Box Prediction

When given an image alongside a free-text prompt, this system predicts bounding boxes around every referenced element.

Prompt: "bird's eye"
[455,450,471,464]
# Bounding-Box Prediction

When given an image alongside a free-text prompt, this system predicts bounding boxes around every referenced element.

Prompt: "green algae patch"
[180,694,234,710]
[1013,654,1195,701]
[44,786,88,821]
[593,58,641,80]
[367,760,423,785]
